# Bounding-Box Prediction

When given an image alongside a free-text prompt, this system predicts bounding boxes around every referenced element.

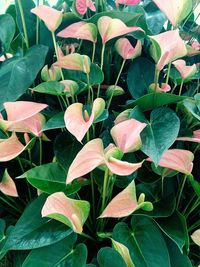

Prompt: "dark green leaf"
[0,14,15,53]
[97,247,127,267]
[140,107,180,164]
[43,112,65,131]
[127,57,155,99]
[32,81,65,96]
[0,45,48,111]
[125,93,188,111]
[15,0,36,46]
[113,215,171,267]
[0,194,72,257]
[54,132,82,170]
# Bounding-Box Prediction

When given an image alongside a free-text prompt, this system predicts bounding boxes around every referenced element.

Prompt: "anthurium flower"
[57,21,97,43]
[152,0,192,27]
[66,139,143,184]
[41,64,61,82]
[0,169,18,197]
[191,229,200,246]
[115,0,140,7]
[115,38,142,60]
[64,98,105,142]
[97,16,144,44]
[111,239,135,267]
[75,0,96,15]
[172,60,197,80]
[99,180,153,218]
[60,80,79,96]
[110,118,147,153]
[114,109,132,124]
[192,41,200,51]
[147,149,194,175]
[0,101,48,137]
[54,53,91,74]
[149,83,171,93]
[42,192,90,234]
[0,133,27,162]
[31,5,63,32]
[177,130,200,143]
[149,30,187,71]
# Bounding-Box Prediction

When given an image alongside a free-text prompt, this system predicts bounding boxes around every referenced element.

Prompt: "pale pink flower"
[115,38,142,60]
[172,59,197,80]
[75,0,96,15]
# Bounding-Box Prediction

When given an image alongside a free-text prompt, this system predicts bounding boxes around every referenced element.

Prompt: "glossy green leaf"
[165,238,192,267]
[0,219,5,242]
[125,93,187,111]
[54,132,82,170]
[21,235,87,267]
[140,107,180,164]
[0,194,72,258]
[127,57,155,99]
[0,14,15,53]
[43,112,65,131]
[15,0,36,46]
[63,63,104,86]
[97,247,127,267]
[32,81,65,96]
[19,162,81,195]
[156,212,188,252]
[113,215,171,267]
[0,45,48,111]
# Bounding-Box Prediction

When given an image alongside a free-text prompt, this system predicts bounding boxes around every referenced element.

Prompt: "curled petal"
[0,169,18,197]
[57,21,97,43]
[115,38,142,60]
[100,180,138,218]
[147,149,194,175]
[98,16,144,44]
[106,157,143,176]
[54,53,91,73]
[149,30,187,71]
[192,41,200,51]
[114,109,132,124]
[0,133,25,162]
[31,5,62,32]
[172,59,197,80]
[149,83,171,93]
[153,0,192,27]
[191,229,200,246]
[66,139,105,184]
[111,118,147,153]
[42,192,90,233]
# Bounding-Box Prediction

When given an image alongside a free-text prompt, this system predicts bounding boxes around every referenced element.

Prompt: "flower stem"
[92,42,96,63]
[177,174,187,209]
[179,79,184,96]
[107,59,126,109]
[97,44,105,98]
[165,62,171,84]
[17,0,29,48]
[39,137,42,165]
[51,31,64,80]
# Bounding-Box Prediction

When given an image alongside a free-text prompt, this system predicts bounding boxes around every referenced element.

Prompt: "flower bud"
[60,80,79,96]
[149,83,171,93]
[93,98,105,120]
[41,64,61,82]
[82,55,91,74]
[106,85,125,98]
[138,193,145,204]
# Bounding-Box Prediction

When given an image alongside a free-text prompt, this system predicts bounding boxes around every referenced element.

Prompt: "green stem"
[97,44,106,98]
[177,175,187,209]
[165,62,171,84]
[92,42,96,63]
[161,176,165,197]
[17,157,25,173]
[178,79,184,96]
[17,0,29,48]
[0,196,21,214]
[185,198,200,219]
[90,172,95,222]
[80,232,95,242]
[39,137,42,165]
[107,59,126,109]
[154,68,160,90]
[51,31,64,80]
